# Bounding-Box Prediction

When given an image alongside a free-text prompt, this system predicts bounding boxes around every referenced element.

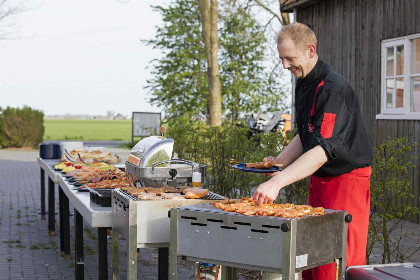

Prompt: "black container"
[89,189,113,207]
[39,143,61,159]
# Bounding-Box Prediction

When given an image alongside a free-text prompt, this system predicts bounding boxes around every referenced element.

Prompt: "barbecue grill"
[112,158,224,280]
[169,204,351,280]
[112,188,224,247]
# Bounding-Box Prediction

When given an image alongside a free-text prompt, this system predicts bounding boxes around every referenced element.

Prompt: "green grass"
[44,119,132,141]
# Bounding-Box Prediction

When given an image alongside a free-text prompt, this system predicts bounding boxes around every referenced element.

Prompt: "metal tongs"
[64,149,78,163]
[77,153,89,165]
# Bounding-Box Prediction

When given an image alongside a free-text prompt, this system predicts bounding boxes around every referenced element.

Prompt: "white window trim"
[377,33,420,120]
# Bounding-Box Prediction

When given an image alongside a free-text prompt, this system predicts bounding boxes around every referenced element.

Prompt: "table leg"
[40,168,46,219]
[59,188,64,256]
[48,177,55,236]
[112,227,120,280]
[63,194,70,259]
[98,227,108,280]
[75,209,84,280]
[158,248,169,280]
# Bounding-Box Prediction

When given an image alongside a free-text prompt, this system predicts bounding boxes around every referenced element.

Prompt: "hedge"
[0,106,44,148]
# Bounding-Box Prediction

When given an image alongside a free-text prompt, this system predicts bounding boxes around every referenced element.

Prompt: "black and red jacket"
[295,59,374,177]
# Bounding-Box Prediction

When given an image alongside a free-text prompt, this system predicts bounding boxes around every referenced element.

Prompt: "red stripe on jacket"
[320,112,336,138]
[310,80,325,116]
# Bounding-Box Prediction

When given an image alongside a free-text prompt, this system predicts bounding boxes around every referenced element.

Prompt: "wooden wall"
[295,0,420,222]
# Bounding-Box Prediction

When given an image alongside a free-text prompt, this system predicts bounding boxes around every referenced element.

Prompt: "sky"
[0,0,165,116]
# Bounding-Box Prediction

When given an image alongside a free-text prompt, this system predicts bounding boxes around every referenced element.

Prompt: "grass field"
[44,119,132,141]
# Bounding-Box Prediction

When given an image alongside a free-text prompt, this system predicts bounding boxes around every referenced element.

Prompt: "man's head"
[277,23,318,78]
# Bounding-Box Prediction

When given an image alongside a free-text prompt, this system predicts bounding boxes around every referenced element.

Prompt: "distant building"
[113,114,126,120]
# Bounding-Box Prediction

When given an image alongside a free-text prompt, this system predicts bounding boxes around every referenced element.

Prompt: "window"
[378,34,420,119]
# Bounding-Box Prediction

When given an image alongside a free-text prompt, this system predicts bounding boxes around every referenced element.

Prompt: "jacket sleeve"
[310,85,354,163]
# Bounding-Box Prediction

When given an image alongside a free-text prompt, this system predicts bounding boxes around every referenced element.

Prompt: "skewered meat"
[245,161,273,169]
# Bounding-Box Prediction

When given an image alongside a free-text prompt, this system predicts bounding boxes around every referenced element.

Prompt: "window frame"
[377,33,420,120]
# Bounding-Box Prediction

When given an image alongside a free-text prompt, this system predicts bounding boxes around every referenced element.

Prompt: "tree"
[144,0,209,119]
[0,0,26,39]
[198,0,222,126]
[220,0,286,124]
[145,0,289,123]
[252,0,290,26]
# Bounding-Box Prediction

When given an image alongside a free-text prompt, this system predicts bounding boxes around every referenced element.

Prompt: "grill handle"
[281,223,290,232]
[151,159,197,173]
[345,214,352,223]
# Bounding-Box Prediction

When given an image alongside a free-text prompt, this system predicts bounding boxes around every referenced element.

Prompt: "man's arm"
[253,145,328,204]
[266,134,303,168]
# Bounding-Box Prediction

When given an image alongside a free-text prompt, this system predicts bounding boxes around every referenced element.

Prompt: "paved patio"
[0,148,418,279]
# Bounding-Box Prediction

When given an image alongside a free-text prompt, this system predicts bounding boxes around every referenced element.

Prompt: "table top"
[37,157,112,227]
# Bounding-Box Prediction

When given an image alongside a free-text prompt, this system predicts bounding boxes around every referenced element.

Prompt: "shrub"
[166,116,299,199]
[367,137,419,263]
[0,106,44,148]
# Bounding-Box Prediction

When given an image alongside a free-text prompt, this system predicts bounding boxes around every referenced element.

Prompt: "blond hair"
[277,22,317,51]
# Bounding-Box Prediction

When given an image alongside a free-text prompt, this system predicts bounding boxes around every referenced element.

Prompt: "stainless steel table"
[37,157,113,280]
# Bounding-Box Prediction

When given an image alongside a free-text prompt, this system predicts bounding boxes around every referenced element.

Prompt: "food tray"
[89,188,114,207]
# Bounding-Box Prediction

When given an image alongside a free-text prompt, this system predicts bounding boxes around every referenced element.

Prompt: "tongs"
[77,153,89,165]
[64,149,78,163]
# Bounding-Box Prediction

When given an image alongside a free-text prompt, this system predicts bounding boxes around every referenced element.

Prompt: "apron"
[302,166,371,280]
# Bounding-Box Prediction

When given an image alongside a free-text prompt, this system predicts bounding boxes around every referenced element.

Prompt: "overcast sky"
[0,0,165,116]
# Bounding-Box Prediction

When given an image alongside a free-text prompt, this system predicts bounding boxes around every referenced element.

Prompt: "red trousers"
[302,167,371,280]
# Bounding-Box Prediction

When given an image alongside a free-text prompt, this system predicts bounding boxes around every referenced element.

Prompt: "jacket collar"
[299,59,325,86]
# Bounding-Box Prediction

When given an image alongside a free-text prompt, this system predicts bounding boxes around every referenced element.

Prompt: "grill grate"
[118,189,139,201]
[202,192,225,200]
[116,189,224,201]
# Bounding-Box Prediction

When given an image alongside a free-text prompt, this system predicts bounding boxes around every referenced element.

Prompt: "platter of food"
[213,197,324,218]
[231,162,282,173]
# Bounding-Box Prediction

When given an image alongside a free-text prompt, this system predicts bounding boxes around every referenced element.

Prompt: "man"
[252,23,374,280]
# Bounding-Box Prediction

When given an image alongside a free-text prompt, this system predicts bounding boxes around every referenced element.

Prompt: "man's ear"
[307,44,316,59]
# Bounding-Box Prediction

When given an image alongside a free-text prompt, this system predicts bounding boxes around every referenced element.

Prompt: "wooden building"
[282,0,420,222]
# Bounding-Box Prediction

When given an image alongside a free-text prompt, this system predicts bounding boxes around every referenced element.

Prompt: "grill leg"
[98,227,108,279]
[40,168,46,219]
[112,227,120,280]
[281,220,297,280]
[338,215,348,280]
[158,248,169,280]
[220,266,238,280]
[59,188,64,256]
[169,209,178,280]
[74,209,84,280]
[63,194,70,259]
[48,177,55,236]
[127,200,137,280]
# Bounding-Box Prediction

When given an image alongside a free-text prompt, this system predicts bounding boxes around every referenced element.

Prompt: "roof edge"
[281,0,318,13]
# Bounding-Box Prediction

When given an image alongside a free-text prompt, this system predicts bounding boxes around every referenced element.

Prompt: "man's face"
[277,37,312,79]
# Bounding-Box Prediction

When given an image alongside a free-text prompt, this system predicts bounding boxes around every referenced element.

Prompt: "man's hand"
[263,156,275,163]
[252,179,282,205]
[252,145,328,205]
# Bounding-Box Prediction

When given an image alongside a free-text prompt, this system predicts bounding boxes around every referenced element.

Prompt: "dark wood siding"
[295,0,420,222]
